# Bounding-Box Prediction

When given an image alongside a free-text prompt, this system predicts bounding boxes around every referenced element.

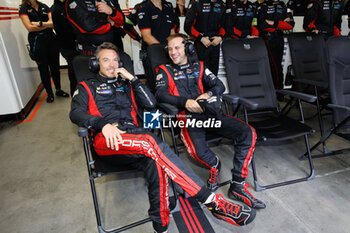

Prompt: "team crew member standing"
[19,0,69,103]
[225,0,259,39]
[303,0,344,40]
[51,0,78,96]
[137,0,178,90]
[70,42,256,233]
[184,0,226,76]
[65,0,124,55]
[287,0,310,16]
[155,34,266,209]
[258,0,295,90]
[123,0,149,42]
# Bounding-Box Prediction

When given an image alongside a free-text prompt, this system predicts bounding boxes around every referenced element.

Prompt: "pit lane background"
[0,0,349,116]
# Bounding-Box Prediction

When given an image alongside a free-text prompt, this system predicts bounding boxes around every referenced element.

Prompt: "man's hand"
[312,29,319,34]
[201,36,211,48]
[210,36,222,46]
[185,99,203,113]
[114,67,134,80]
[247,35,258,39]
[284,17,291,22]
[102,124,126,151]
[265,19,274,26]
[107,17,115,26]
[96,2,113,15]
[196,93,211,101]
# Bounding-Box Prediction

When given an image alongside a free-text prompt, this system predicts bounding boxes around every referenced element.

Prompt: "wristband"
[39,21,43,27]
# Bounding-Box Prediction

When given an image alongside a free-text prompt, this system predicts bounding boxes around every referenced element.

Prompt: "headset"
[88,55,124,73]
[165,33,196,56]
[182,34,196,56]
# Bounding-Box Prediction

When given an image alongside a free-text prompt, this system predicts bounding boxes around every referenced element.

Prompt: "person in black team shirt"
[287,0,310,16]
[19,0,69,103]
[184,0,226,76]
[137,0,178,91]
[51,0,78,96]
[65,0,124,55]
[258,0,294,90]
[70,42,256,233]
[225,0,259,39]
[155,34,266,210]
[303,0,344,40]
[123,0,149,42]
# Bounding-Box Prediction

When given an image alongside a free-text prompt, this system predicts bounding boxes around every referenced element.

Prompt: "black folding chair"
[222,38,316,191]
[302,36,350,159]
[72,53,177,233]
[287,32,330,154]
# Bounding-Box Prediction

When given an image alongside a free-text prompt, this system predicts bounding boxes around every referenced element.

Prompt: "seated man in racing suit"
[155,34,266,210]
[69,42,256,233]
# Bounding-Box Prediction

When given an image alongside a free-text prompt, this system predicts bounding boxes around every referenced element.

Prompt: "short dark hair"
[95,42,119,59]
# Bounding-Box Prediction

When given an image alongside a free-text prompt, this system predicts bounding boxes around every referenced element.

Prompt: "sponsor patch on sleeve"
[156,73,163,81]
[73,89,79,97]
[69,1,77,9]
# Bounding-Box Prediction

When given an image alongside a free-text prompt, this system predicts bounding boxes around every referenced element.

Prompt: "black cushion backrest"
[288,32,329,87]
[147,44,171,75]
[327,36,350,126]
[72,56,94,83]
[222,38,278,110]
[72,51,134,83]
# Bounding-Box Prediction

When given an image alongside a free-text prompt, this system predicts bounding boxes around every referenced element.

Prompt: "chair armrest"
[327,104,350,112]
[222,94,239,105]
[238,97,259,110]
[157,103,179,116]
[78,127,88,137]
[293,79,328,89]
[276,90,317,103]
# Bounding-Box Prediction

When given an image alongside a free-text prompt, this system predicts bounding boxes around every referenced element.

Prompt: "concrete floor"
[1,72,350,233]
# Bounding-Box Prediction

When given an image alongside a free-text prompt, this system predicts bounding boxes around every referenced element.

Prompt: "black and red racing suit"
[155,61,257,183]
[69,74,211,232]
[303,0,344,39]
[65,0,124,55]
[123,0,148,42]
[225,0,259,39]
[258,0,294,89]
[184,0,226,76]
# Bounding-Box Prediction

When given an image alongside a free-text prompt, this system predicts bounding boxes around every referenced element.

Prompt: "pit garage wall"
[0,3,41,116]
[0,0,349,115]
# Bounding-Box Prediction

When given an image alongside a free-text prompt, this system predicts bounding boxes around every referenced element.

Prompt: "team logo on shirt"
[138,12,145,19]
[69,1,77,9]
[156,74,163,81]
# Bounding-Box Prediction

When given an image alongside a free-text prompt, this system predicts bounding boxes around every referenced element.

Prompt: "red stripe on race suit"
[94,133,202,196]
[129,86,139,127]
[277,21,293,30]
[80,81,102,117]
[157,164,170,227]
[226,115,256,178]
[179,197,199,233]
[158,65,210,167]
[183,197,205,233]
